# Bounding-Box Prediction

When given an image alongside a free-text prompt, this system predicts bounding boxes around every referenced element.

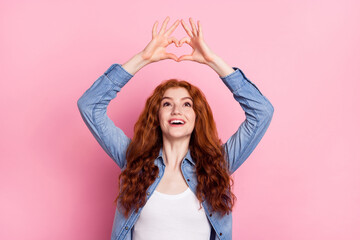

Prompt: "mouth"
[168,119,185,126]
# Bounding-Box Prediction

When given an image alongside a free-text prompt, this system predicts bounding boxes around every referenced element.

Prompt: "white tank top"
[133,187,211,240]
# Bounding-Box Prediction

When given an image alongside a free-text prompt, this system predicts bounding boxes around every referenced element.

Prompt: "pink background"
[1,0,359,239]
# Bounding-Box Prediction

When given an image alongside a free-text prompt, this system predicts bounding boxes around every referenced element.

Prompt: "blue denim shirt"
[77,63,274,240]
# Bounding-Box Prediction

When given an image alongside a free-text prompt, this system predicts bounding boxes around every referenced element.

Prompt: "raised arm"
[77,16,182,170]
[77,64,133,169]
[178,18,274,174]
[219,66,274,174]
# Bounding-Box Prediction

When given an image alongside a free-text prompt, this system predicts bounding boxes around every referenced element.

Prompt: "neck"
[162,135,190,171]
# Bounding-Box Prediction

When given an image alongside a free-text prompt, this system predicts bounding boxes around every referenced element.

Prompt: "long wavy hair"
[114,79,236,218]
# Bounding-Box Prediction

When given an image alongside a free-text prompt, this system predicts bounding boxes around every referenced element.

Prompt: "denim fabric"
[77,63,274,240]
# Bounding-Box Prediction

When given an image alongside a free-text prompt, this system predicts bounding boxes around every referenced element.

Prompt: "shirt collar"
[157,147,195,166]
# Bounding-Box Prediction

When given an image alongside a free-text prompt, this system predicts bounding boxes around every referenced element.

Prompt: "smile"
[168,119,185,126]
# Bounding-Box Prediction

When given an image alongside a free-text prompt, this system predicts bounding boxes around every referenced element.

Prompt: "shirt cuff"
[104,63,134,87]
[220,67,247,93]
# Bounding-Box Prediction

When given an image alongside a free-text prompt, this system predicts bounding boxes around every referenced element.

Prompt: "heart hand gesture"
[124,17,229,76]
[141,16,181,63]
[177,18,216,65]
[141,17,217,65]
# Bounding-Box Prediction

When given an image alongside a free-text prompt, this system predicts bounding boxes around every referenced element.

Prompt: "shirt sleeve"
[220,67,274,175]
[77,63,133,170]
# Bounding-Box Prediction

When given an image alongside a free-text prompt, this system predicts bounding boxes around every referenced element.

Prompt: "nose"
[171,104,182,115]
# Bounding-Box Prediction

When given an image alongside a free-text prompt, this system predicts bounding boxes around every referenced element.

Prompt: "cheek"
[158,109,167,124]
[189,111,196,125]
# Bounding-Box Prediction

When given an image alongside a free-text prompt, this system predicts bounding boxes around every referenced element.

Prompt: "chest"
[155,167,189,194]
[133,186,211,240]
[114,160,232,240]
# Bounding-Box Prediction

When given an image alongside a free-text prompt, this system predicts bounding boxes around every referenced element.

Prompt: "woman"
[77,17,274,240]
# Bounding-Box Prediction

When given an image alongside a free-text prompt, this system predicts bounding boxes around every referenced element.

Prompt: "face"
[158,87,196,142]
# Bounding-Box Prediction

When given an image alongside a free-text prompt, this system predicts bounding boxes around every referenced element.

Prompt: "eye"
[162,102,171,107]
[184,102,192,107]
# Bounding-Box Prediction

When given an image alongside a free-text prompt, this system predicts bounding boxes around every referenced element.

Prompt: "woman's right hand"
[141,16,180,63]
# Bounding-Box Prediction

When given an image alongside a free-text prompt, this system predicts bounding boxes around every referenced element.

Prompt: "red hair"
[114,79,236,218]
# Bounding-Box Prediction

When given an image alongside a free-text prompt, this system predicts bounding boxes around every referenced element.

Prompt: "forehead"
[162,87,191,99]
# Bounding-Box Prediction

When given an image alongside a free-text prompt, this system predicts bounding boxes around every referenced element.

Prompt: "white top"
[133,187,211,240]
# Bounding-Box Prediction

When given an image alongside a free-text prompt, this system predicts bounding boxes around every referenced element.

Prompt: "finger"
[189,17,198,37]
[165,19,180,36]
[152,21,159,37]
[178,54,193,62]
[165,52,179,61]
[198,20,203,38]
[159,16,170,34]
[180,19,194,38]
[168,37,179,47]
[179,37,191,47]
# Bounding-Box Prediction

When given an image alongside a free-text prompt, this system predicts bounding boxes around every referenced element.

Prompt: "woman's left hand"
[177,18,217,65]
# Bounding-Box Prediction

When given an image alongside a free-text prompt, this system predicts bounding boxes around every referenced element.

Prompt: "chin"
[166,132,192,140]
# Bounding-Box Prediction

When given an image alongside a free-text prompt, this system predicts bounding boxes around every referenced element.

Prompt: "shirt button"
[125,226,129,230]
[147,192,150,195]
[209,213,212,217]
[220,233,222,236]
[187,179,190,182]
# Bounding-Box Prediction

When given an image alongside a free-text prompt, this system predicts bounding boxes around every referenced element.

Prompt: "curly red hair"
[114,79,236,218]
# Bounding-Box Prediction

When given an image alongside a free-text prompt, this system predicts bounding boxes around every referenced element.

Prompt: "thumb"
[177,54,193,62]
[165,52,179,61]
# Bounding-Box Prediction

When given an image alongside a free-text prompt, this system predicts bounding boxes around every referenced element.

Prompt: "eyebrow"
[161,96,193,102]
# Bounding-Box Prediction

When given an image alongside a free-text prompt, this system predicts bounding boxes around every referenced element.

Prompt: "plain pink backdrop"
[1,0,359,239]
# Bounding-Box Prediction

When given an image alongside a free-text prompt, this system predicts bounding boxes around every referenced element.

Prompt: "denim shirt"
[77,63,274,240]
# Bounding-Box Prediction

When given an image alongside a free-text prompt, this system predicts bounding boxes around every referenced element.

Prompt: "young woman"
[77,17,274,240]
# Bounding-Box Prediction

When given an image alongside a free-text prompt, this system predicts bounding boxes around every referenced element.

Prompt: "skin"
[158,87,196,154]
[157,87,197,194]
[121,16,236,194]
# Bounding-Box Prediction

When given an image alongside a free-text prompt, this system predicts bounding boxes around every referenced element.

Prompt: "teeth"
[170,120,184,124]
